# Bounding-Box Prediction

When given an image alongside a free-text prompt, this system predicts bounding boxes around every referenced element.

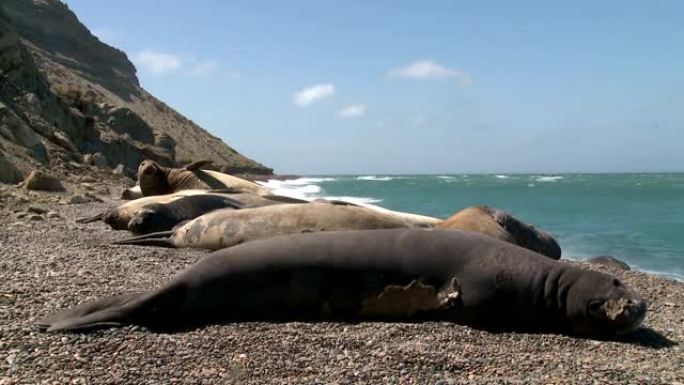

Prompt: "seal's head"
[138,160,170,196]
[490,207,562,260]
[565,270,647,336]
[103,209,128,230]
[127,205,174,234]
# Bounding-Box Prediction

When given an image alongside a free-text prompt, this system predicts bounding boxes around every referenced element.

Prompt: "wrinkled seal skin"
[439,206,561,259]
[126,194,245,234]
[114,201,413,249]
[39,229,646,337]
[137,160,272,197]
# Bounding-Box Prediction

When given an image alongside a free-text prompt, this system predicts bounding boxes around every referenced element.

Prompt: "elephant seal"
[113,201,413,249]
[136,160,439,226]
[76,190,219,230]
[439,206,561,259]
[78,189,308,232]
[125,194,246,234]
[349,201,441,227]
[39,229,646,337]
[138,160,272,197]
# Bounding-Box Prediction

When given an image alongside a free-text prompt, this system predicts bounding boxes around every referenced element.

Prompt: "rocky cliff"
[0,0,272,184]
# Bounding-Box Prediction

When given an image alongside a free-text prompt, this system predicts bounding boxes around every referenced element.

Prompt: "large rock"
[91,152,108,168]
[112,163,135,179]
[0,151,23,184]
[24,170,65,191]
[587,256,631,272]
[103,106,155,144]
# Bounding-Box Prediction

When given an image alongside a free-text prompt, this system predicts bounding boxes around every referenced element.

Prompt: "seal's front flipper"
[111,231,176,248]
[206,187,246,194]
[183,160,213,171]
[75,212,105,224]
[37,293,143,332]
[263,194,309,204]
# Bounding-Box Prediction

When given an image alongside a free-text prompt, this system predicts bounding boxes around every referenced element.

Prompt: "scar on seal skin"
[360,278,461,318]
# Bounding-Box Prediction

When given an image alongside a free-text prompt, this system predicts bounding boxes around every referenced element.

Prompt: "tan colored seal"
[137,160,272,196]
[113,201,413,249]
[439,206,561,259]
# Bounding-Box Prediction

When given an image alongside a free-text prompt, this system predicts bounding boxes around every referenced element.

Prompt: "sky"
[64,0,683,174]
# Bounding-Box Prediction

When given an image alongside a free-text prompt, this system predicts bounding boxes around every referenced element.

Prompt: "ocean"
[259,173,684,281]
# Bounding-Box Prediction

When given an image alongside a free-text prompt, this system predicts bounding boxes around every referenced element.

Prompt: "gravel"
[1,197,683,384]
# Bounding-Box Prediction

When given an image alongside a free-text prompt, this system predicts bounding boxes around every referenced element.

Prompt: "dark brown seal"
[77,189,309,233]
[439,206,561,259]
[39,229,646,337]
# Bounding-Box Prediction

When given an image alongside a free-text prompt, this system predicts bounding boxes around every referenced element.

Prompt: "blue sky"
[65,0,683,174]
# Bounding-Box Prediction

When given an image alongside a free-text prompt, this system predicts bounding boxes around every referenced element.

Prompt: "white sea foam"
[257,177,382,204]
[534,175,564,182]
[437,175,456,180]
[357,176,393,181]
[257,177,335,200]
[494,174,510,179]
[324,196,384,205]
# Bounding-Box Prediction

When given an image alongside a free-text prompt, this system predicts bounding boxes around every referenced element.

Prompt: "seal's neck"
[541,265,579,317]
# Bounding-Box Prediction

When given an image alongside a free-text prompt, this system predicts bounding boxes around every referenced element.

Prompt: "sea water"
[259,174,684,281]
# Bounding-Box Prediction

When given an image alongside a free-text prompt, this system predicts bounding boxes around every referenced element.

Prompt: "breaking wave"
[534,175,564,182]
[357,176,393,181]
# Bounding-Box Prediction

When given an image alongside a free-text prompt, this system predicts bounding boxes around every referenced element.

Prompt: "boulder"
[51,130,76,152]
[23,170,65,192]
[0,152,23,184]
[587,256,631,272]
[112,163,135,178]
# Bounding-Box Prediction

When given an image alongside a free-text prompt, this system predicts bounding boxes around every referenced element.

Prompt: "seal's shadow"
[473,324,677,349]
[607,327,677,349]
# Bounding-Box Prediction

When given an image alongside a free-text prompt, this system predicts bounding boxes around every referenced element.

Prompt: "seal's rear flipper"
[37,293,143,332]
[313,198,359,207]
[75,212,104,224]
[112,231,176,248]
[184,160,213,171]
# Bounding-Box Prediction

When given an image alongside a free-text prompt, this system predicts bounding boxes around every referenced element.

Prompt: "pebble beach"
[1,193,682,384]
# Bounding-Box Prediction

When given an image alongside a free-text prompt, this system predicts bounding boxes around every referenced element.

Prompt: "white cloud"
[133,50,182,75]
[412,115,427,127]
[293,84,336,107]
[336,104,366,119]
[387,60,473,86]
[189,60,218,78]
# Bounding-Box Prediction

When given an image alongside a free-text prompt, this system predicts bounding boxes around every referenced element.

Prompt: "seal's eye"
[612,279,621,287]
[588,300,603,314]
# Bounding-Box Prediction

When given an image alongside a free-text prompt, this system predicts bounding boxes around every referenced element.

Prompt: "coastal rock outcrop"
[0,0,271,184]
